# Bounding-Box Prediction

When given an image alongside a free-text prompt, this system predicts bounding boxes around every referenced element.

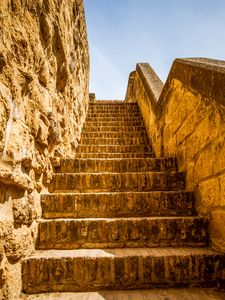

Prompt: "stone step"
[49,171,186,192]
[87,113,142,118]
[55,158,177,173]
[91,100,125,104]
[37,216,208,250]
[80,137,149,145]
[89,100,134,107]
[76,145,152,154]
[22,247,225,293]
[74,153,154,159]
[88,109,140,115]
[20,288,225,300]
[85,116,143,122]
[84,120,144,126]
[82,125,146,133]
[81,132,148,139]
[88,104,138,108]
[41,191,195,219]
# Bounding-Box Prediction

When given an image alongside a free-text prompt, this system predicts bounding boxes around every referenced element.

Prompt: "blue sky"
[84,0,225,99]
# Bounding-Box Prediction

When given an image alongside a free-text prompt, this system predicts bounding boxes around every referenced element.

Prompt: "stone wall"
[0,0,89,298]
[125,58,225,252]
[125,64,163,156]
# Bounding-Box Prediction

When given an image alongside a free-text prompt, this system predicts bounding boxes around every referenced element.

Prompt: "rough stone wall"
[0,0,89,299]
[126,58,225,252]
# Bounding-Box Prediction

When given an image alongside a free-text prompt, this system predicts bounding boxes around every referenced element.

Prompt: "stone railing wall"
[125,58,225,252]
[0,1,89,298]
[125,63,164,155]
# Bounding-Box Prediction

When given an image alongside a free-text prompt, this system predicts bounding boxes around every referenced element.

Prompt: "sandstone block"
[211,209,225,252]
[22,248,225,293]
[82,125,146,133]
[87,112,141,118]
[85,116,143,122]
[37,216,208,249]
[76,144,152,154]
[41,191,195,219]
[80,136,148,145]
[198,178,220,214]
[81,131,147,139]
[213,135,225,175]
[219,173,225,206]
[50,171,186,193]
[55,158,177,173]
[194,148,213,183]
[85,120,144,127]
[74,153,153,159]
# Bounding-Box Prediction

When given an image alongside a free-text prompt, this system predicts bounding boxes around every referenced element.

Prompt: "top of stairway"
[91,100,125,104]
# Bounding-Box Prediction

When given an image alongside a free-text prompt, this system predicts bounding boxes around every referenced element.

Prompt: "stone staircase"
[22,101,225,298]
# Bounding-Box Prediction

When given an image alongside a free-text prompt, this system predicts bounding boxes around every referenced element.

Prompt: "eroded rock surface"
[0,0,89,298]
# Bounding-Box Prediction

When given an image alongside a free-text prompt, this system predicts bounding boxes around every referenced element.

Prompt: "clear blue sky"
[84,0,225,99]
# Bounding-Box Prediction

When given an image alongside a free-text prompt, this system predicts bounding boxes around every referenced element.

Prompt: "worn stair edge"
[88,105,139,109]
[88,104,139,107]
[82,126,147,133]
[22,247,225,294]
[20,288,225,300]
[49,171,186,193]
[85,116,144,121]
[79,137,149,145]
[37,216,208,250]
[88,106,139,109]
[84,120,144,125]
[76,145,152,154]
[55,158,177,173]
[86,113,142,117]
[74,153,154,159]
[87,110,140,115]
[41,191,195,219]
[86,110,140,115]
[89,102,134,105]
[81,132,148,138]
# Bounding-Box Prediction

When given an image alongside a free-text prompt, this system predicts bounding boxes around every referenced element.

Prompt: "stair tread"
[25,247,222,259]
[50,171,185,192]
[59,158,170,161]
[53,170,182,175]
[74,152,153,154]
[74,153,154,158]
[42,190,191,196]
[20,289,225,300]
[39,216,204,221]
[78,144,149,146]
[41,190,195,218]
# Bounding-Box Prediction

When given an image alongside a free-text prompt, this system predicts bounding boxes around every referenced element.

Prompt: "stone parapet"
[125,58,225,251]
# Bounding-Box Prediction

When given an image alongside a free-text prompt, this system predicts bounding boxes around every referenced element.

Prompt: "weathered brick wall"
[0,0,89,298]
[126,58,225,252]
